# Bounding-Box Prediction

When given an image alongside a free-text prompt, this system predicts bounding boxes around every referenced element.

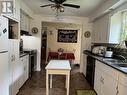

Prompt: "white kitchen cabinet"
[20,11,30,31]
[1,0,20,21]
[94,60,118,95]
[13,0,20,21]
[24,55,29,82]
[18,56,24,88]
[118,72,127,95]
[92,14,110,43]
[101,72,118,95]
[94,65,102,95]
[19,55,29,88]
[92,12,121,44]
[8,39,20,95]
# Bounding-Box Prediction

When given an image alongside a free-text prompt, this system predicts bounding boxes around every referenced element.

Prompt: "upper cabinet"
[92,12,122,44]
[92,14,110,43]
[1,0,20,21]
[13,0,20,21]
[20,10,30,32]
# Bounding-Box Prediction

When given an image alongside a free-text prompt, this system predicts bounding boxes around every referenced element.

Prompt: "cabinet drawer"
[96,60,119,80]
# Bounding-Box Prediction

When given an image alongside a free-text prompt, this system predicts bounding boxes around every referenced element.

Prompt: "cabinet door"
[9,40,20,95]
[94,60,118,95]
[94,66,102,95]
[118,83,127,95]
[92,15,109,43]
[118,72,127,95]
[101,72,118,95]
[13,40,19,61]
[1,0,20,21]
[0,52,9,95]
[14,0,20,21]
[20,12,29,31]
[18,57,24,88]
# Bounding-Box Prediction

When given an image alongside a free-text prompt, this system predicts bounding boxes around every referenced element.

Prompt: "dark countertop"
[20,53,29,58]
[83,50,127,75]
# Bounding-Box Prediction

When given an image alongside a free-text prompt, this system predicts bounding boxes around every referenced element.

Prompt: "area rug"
[76,90,97,95]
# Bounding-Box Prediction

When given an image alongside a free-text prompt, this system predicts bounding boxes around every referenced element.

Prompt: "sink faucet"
[117,55,127,62]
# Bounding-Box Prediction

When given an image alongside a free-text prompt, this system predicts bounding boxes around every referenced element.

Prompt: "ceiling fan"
[40,0,80,12]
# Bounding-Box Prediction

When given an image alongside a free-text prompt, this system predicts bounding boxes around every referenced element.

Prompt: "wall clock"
[31,27,38,34]
[84,31,91,38]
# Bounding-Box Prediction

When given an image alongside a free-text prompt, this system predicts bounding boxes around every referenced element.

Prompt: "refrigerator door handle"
[0,51,8,53]
[13,55,15,61]
[0,32,2,37]
[11,55,14,62]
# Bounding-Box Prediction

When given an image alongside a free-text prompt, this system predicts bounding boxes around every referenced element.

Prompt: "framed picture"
[57,29,78,43]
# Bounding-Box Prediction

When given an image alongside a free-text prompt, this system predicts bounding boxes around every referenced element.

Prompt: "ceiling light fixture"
[40,0,80,17]
[51,4,64,12]
[51,4,64,17]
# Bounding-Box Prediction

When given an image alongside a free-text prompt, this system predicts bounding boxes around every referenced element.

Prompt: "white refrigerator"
[0,16,9,95]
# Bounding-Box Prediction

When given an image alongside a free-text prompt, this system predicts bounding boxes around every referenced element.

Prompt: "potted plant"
[121,32,127,47]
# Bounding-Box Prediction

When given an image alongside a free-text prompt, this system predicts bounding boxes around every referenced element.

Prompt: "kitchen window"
[121,11,127,41]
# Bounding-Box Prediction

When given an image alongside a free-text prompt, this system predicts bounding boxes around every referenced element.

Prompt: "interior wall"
[20,0,33,17]
[28,15,92,71]
[90,0,125,21]
[43,22,82,64]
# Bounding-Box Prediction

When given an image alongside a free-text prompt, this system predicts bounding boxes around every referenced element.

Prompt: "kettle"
[105,51,113,58]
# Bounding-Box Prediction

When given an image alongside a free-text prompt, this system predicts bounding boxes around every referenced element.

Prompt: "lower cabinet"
[118,72,127,95]
[94,60,118,95]
[18,55,29,89]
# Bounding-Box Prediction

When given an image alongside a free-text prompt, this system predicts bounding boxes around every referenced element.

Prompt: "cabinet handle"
[102,78,104,84]
[0,32,2,37]
[116,86,119,95]
[116,90,119,95]
[24,67,26,71]
[100,77,104,84]
[11,55,14,61]
[13,55,15,61]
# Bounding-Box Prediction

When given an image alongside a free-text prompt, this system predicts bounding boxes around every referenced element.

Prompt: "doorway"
[41,29,47,64]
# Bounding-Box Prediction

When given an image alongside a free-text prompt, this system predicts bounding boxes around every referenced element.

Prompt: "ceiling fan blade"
[49,0,55,3]
[63,4,80,8]
[49,0,66,4]
[40,4,53,7]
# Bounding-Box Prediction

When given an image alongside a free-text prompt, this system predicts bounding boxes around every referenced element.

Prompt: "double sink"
[102,58,127,71]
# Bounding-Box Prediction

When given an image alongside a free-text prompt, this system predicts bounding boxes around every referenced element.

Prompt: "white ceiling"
[22,0,108,17]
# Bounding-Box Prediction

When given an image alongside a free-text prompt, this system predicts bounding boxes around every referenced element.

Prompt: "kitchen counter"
[83,50,127,74]
[20,53,28,58]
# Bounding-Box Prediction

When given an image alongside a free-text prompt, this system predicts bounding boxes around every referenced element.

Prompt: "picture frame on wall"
[57,29,78,43]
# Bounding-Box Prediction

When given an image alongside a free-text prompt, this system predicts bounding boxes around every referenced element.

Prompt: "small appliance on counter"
[92,46,106,57]
[104,48,113,58]
[105,51,113,58]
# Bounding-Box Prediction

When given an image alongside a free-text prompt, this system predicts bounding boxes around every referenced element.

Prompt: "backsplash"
[111,48,127,59]
[91,43,127,59]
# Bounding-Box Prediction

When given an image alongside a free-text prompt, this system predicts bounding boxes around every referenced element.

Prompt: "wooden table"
[45,60,71,95]
[48,52,75,61]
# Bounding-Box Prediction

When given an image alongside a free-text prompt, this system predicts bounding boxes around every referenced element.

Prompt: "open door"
[41,31,47,64]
